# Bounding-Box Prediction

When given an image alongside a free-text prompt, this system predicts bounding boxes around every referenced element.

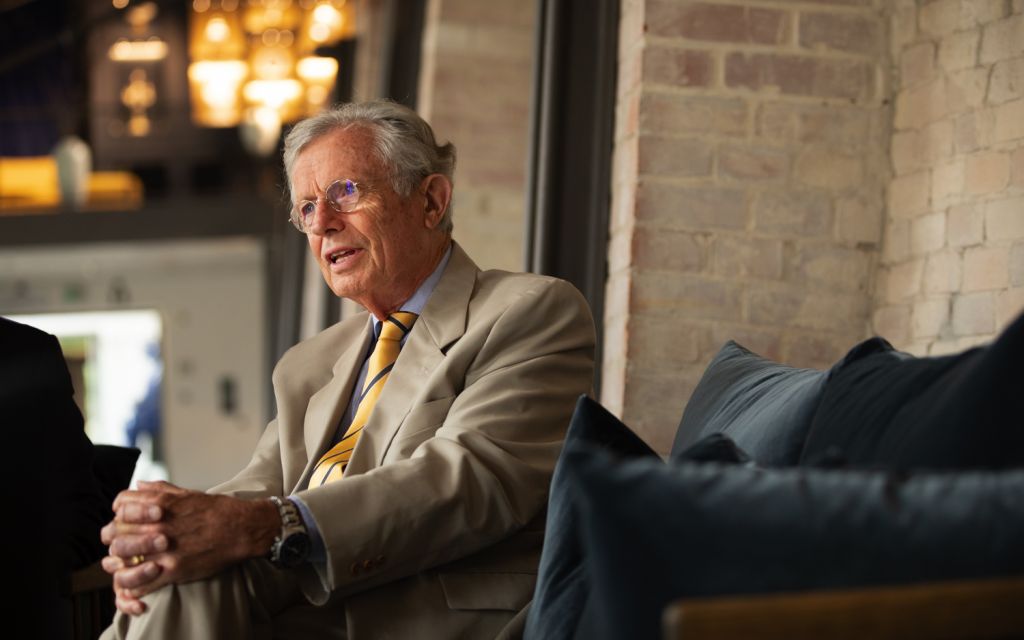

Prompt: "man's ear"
[421,174,452,229]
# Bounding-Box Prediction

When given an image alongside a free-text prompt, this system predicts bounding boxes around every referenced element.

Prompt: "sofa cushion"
[524,396,658,640]
[671,341,828,466]
[566,447,1024,640]
[800,310,1024,470]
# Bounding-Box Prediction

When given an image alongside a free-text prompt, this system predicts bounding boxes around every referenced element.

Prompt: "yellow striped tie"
[309,312,418,486]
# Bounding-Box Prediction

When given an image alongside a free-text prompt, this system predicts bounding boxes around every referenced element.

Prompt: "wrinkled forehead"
[291,125,388,193]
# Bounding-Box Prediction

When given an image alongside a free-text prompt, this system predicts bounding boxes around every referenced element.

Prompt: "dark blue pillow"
[524,396,658,640]
[800,310,1024,470]
[671,341,829,466]
[567,447,1024,640]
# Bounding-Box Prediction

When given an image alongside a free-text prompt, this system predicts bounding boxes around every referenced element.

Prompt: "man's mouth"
[328,249,358,264]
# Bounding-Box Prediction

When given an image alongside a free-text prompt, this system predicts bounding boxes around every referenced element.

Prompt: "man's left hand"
[101,481,279,613]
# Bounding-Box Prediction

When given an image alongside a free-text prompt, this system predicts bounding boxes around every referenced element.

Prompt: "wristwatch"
[268,496,311,569]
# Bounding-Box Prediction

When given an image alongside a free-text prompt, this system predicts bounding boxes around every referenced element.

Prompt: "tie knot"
[380,312,418,342]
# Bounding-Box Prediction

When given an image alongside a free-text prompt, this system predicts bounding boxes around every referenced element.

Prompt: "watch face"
[280,532,311,567]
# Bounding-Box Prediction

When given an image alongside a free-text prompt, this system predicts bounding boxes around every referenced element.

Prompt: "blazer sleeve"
[294,277,595,602]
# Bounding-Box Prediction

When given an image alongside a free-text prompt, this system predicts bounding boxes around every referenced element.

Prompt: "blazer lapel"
[295,317,372,489]
[346,242,479,473]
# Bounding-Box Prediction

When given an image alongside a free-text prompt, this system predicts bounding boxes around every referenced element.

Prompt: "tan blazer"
[212,243,596,638]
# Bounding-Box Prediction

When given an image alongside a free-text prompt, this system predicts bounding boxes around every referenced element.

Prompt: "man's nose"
[308,202,344,235]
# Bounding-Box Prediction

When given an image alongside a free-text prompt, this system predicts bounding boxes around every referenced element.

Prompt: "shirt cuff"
[288,494,327,566]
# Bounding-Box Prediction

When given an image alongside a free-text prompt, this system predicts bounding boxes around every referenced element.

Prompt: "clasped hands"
[101,480,279,615]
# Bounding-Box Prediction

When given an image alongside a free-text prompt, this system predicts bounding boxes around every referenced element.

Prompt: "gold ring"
[130,554,145,566]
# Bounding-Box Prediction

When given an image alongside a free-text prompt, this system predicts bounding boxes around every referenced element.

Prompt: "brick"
[964,0,1009,24]
[911,212,947,255]
[962,246,1010,291]
[836,195,883,244]
[638,135,713,177]
[618,0,645,49]
[636,182,748,231]
[627,315,712,370]
[799,12,882,56]
[718,146,789,181]
[924,250,962,293]
[725,53,873,101]
[937,29,980,72]
[794,147,863,189]
[883,219,911,262]
[965,151,1010,193]
[1012,244,1024,286]
[1013,147,1024,186]
[712,324,784,362]
[893,120,952,175]
[781,333,854,370]
[894,77,946,129]
[643,47,713,88]
[952,292,996,335]
[911,296,950,338]
[620,368,704,452]
[633,227,708,273]
[639,92,748,138]
[617,44,643,99]
[900,42,935,87]
[891,2,918,58]
[986,197,1024,240]
[607,226,632,271]
[785,244,872,292]
[997,286,1024,328]
[948,203,985,247]
[747,288,865,333]
[945,67,989,115]
[884,258,925,302]
[988,58,1024,104]
[756,103,797,144]
[953,109,994,153]
[993,99,1024,142]
[713,236,784,279]
[892,130,924,175]
[931,159,966,207]
[873,304,911,345]
[647,1,789,44]
[798,108,870,153]
[980,14,1024,64]
[888,171,931,218]
[919,0,960,36]
[754,190,832,237]
[632,272,742,320]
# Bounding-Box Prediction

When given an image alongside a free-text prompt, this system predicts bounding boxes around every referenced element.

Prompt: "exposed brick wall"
[605,0,890,452]
[874,0,1024,355]
[417,0,535,271]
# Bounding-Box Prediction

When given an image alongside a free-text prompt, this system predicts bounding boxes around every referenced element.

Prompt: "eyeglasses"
[289,178,365,232]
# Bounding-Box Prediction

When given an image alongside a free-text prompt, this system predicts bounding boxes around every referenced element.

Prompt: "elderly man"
[100,100,595,639]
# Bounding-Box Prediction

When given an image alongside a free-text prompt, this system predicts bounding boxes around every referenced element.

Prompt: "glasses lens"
[293,201,316,229]
[326,179,360,212]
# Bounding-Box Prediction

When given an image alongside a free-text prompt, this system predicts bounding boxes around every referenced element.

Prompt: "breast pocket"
[383,395,456,461]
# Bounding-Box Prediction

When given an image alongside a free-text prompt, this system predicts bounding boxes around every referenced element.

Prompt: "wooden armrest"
[663,577,1024,640]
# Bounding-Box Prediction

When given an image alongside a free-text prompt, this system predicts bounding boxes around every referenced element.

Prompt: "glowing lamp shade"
[188,60,248,126]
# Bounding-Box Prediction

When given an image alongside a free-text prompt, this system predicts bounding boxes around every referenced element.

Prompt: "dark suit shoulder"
[0,317,73,401]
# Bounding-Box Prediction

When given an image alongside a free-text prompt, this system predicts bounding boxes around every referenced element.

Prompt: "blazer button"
[350,562,361,576]
[375,555,386,565]
[362,559,373,571]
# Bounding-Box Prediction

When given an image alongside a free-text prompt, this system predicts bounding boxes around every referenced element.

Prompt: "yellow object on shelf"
[0,156,144,214]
